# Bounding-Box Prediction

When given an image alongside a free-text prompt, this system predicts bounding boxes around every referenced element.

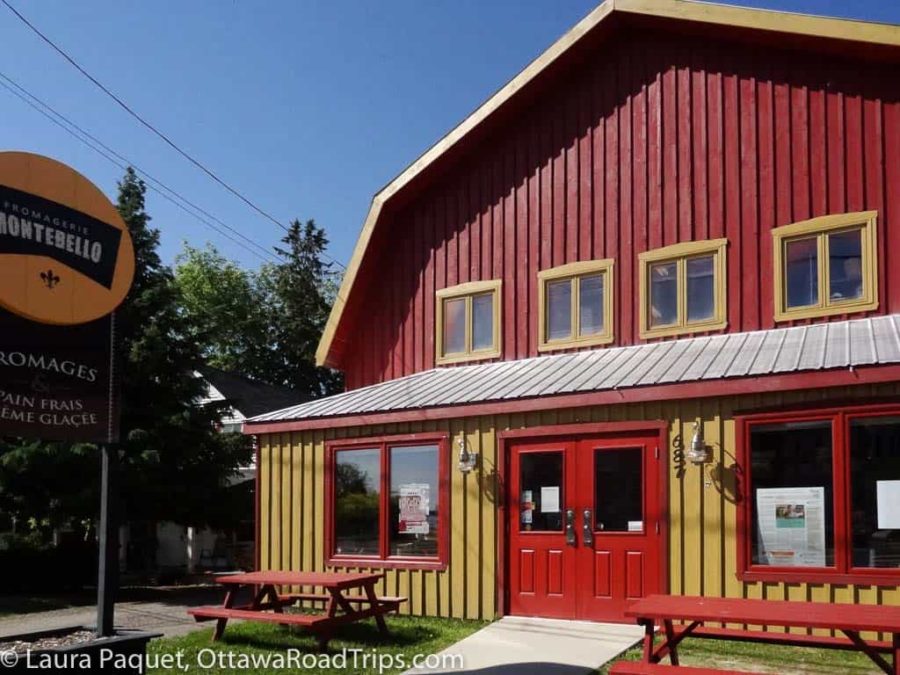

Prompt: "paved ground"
[403,616,643,675]
[0,586,225,639]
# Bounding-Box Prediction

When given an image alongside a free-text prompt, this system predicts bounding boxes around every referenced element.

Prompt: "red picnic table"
[610,594,900,675]
[187,571,407,648]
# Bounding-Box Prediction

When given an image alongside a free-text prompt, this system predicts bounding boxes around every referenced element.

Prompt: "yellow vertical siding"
[255,382,900,620]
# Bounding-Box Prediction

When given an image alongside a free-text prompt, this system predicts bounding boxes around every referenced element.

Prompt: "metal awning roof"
[251,314,900,424]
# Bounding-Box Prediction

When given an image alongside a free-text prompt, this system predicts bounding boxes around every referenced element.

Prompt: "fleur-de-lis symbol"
[40,269,61,289]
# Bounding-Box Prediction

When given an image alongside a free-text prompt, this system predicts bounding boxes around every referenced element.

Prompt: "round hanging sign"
[0,151,135,325]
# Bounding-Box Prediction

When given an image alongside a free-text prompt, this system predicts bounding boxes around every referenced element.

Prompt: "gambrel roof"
[316,0,900,370]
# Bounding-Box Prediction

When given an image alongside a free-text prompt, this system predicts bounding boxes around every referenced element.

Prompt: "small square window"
[538,260,614,351]
[435,280,501,364]
[773,212,878,322]
[639,239,727,339]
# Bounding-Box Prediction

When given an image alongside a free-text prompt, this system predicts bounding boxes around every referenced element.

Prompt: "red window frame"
[737,401,900,586]
[324,432,449,571]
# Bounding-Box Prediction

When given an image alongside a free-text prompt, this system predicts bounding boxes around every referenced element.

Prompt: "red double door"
[508,432,664,622]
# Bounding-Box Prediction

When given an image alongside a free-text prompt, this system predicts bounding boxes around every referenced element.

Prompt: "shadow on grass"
[220,619,444,653]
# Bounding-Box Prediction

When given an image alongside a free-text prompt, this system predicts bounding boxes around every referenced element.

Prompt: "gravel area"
[0,629,95,653]
[0,586,229,640]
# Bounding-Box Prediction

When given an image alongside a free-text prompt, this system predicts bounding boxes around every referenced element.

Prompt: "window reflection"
[785,237,818,309]
[334,449,381,556]
[547,280,572,340]
[443,297,466,355]
[472,293,494,350]
[579,274,604,336]
[389,445,440,558]
[649,261,678,327]
[829,229,863,303]
[686,255,715,322]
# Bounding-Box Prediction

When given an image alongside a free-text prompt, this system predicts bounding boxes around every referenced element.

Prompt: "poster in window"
[877,481,900,530]
[756,487,826,566]
[398,484,430,535]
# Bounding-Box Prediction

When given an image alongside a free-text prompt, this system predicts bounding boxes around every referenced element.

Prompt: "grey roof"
[200,367,306,418]
[250,314,900,423]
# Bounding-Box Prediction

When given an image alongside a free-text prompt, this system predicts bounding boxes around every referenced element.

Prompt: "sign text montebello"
[0,151,135,443]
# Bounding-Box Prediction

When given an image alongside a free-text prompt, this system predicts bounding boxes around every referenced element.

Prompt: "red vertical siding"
[343,31,900,389]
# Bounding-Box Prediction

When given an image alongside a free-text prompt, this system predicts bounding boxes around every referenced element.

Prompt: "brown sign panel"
[0,309,119,443]
[0,152,135,325]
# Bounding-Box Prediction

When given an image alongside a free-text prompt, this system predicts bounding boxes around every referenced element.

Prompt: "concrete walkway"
[0,587,224,639]
[404,616,643,675]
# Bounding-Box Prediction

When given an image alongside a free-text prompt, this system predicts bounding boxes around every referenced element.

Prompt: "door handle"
[565,509,576,546]
[582,509,594,547]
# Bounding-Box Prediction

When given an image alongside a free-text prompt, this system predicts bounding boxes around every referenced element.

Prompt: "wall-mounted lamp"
[686,420,710,465]
[457,433,478,474]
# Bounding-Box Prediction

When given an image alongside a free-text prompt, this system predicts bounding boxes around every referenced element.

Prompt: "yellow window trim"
[638,238,728,339]
[772,211,878,322]
[435,279,502,365]
[537,259,615,351]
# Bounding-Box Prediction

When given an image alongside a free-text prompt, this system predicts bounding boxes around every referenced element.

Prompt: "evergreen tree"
[270,219,344,397]
[115,168,251,530]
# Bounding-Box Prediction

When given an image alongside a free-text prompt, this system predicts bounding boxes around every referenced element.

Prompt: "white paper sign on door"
[540,486,560,513]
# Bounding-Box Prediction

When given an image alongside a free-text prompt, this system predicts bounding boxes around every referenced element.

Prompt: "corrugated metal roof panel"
[250,315,900,423]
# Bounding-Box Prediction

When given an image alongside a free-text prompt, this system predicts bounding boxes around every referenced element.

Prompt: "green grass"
[598,638,884,674]
[147,615,486,675]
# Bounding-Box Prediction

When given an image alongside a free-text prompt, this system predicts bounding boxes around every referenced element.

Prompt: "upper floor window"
[772,212,878,322]
[638,239,727,339]
[435,280,501,365]
[538,259,614,350]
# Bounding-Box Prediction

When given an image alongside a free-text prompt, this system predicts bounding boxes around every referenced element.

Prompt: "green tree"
[115,168,251,529]
[269,219,344,397]
[174,244,271,375]
[174,221,343,398]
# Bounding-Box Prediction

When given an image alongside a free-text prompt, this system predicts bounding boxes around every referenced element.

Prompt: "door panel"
[575,437,662,621]
[507,443,577,618]
[508,431,664,622]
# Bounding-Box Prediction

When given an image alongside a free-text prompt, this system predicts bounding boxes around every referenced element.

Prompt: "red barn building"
[246,0,900,623]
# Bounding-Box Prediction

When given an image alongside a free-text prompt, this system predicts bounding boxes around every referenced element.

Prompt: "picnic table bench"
[610,594,900,675]
[187,571,407,648]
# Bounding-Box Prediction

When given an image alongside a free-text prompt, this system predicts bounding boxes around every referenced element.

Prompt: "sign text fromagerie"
[0,152,134,326]
[0,151,134,442]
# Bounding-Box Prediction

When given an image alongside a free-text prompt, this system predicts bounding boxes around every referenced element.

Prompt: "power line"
[0,73,279,264]
[1,0,346,271]
[0,70,278,263]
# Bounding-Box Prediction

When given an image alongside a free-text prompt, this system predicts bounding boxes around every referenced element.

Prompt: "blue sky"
[1,0,897,271]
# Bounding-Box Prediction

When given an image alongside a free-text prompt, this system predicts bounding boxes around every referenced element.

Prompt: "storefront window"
[850,417,900,569]
[334,449,381,556]
[329,437,447,567]
[389,445,440,557]
[741,406,900,582]
[749,421,834,567]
